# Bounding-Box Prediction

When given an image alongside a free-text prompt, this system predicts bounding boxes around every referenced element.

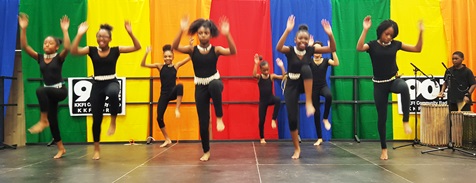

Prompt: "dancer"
[356,16,423,160]
[309,39,339,146]
[140,45,190,147]
[19,13,70,158]
[172,16,236,161]
[276,15,336,159]
[71,21,141,160]
[252,54,286,144]
[437,51,476,111]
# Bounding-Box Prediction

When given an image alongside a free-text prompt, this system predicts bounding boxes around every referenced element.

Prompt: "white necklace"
[44,53,57,59]
[197,44,212,52]
[378,40,391,46]
[98,47,109,52]
[294,47,306,56]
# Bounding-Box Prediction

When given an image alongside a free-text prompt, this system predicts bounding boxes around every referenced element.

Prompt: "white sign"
[68,77,126,116]
[397,76,447,114]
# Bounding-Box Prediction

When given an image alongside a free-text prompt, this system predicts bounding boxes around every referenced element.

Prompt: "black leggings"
[312,85,332,139]
[373,78,410,149]
[36,86,67,142]
[90,80,120,142]
[258,96,281,138]
[195,79,223,153]
[157,84,184,128]
[285,65,312,131]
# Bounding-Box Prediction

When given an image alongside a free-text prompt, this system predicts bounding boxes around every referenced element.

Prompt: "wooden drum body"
[463,113,476,150]
[451,111,472,147]
[420,104,449,146]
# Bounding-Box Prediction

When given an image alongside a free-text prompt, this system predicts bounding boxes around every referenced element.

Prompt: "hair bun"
[298,24,309,31]
[100,24,113,31]
[162,44,172,52]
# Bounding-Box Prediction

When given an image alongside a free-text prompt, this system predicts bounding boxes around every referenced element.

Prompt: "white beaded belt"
[372,76,396,83]
[194,71,220,85]
[44,82,63,88]
[94,74,116,81]
[288,73,300,80]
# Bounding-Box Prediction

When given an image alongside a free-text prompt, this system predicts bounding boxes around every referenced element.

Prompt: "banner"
[68,77,126,116]
[397,76,446,114]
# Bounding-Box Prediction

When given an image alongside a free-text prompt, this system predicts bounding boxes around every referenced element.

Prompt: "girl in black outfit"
[438,51,476,111]
[276,15,336,159]
[252,54,286,144]
[172,16,237,161]
[357,16,423,160]
[71,21,141,160]
[140,45,191,147]
[19,13,70,159]
[309,40,339,146]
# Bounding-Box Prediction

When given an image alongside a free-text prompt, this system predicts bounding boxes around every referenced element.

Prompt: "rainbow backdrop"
[1,0,473,143]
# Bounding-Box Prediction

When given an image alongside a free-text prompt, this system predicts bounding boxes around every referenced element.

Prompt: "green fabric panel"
[331,0,392,139]
[20,0,87,143]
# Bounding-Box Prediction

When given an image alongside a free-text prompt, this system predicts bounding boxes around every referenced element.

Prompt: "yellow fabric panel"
[86,0,151,142]
[149,0,212,140]
[440,0,476,111]
[390,0,448,140]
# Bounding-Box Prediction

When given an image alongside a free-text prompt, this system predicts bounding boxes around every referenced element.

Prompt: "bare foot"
[159,139,172,147]
[323,119,331,130]
[217,118,225,132]
[28,120,49,134]
[314,139,323,146]
[403,122,412,134]
[380,149,388,160]
[200,152,211,161]
[92,151,100,160]
[54,149,66,159]
[107,123,116,136]
[292,149,301,159]
[260,139,267,144]
[271,120,277,129]
[305,103,315,117]
[175,108,181,118]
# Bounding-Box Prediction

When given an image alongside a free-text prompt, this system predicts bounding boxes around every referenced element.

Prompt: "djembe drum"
[463,113,476,150]
[451,111,470,147]
[420,103,449,146]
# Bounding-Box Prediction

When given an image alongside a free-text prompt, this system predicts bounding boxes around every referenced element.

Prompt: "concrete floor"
[1,141,476,183]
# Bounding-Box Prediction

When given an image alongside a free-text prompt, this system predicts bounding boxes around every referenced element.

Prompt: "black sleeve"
[467,69,476,86]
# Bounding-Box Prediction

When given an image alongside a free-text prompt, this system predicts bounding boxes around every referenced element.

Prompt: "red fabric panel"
[209,0,275,140]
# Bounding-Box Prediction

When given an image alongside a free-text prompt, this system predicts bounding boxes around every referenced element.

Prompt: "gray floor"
[1,141,476,183]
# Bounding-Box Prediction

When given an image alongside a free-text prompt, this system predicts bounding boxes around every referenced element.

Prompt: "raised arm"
[140,46,161,70]
[356,16,371,52]
[71,22,90,55]
[119,21,141,53]
[329,52,340,66]
[59,15,70,59]
[314,19,336,53]
[252,54,260,79]
[276,15,294,53]
[216,16,237,56]
[272,58,286,80]
[18,13,38,60]
[174,57,191,70]
[401,20,423,52]
[172,16,193,54]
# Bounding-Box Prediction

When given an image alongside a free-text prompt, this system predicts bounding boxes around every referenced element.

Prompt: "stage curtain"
[0,0,18,110]
[331,0,391,140]
[86,0,150,142]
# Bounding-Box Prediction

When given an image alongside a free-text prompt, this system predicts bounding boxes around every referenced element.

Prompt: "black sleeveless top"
[38,54,64,85]
[189,46,219,77]
[159,65,177,93]
[285,46,314,73]
[310,58,330,88]
[258,75,273,99]
[88,47,120,76]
